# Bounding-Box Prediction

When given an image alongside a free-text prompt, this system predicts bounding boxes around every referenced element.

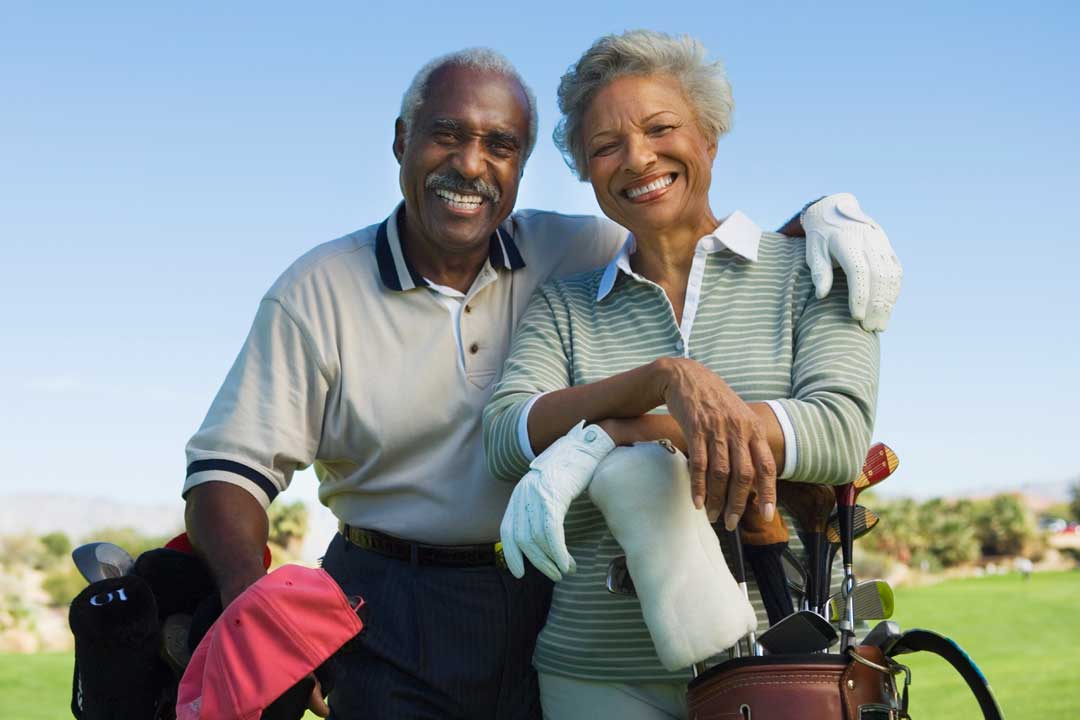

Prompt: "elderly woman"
[483,30,880,718]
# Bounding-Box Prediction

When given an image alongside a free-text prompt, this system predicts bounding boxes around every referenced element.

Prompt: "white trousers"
[539,672,687,720]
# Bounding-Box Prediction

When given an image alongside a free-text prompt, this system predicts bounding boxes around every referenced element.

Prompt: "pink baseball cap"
[176,564,364,720]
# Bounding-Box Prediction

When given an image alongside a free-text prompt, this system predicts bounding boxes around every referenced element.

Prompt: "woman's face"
[582,73,717,237]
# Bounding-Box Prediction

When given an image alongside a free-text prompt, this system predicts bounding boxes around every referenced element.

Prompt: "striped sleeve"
[483,284,574,482]
[184,297,330,507]
[774,271,880,485]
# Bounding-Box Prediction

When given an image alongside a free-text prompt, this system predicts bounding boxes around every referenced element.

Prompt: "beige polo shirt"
[183,203,625,544]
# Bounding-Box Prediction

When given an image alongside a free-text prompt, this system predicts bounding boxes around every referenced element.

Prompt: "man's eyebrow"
[485,130,521,148]
[430,118,461,131]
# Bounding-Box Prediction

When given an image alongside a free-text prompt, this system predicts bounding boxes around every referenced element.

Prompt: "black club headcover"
[69,575,170,719]
[131,548,217,622]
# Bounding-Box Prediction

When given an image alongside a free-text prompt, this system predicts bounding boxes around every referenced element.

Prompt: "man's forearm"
[185,481,270,606]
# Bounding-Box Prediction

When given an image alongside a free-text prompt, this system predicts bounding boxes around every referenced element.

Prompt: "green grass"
[892,570,1080,718]
[4,571,1078,718]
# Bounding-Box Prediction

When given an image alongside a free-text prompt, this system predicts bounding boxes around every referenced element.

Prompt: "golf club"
[835,443,899,647]
[723,527,760,656]
[756,610,838,655]
[860,619,903,654]
[822,505,880,612]
[71,542,135,583]
[827,580,894,623]
[776,482,834,618]
[605,556,635,596]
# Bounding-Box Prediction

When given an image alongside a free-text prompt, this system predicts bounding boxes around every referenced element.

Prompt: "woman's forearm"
[525,359,671,455]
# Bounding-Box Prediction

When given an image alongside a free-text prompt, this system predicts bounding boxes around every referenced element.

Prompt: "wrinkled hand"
[802,193,902,332]
[500,421,615,581]
[659,359,776,530]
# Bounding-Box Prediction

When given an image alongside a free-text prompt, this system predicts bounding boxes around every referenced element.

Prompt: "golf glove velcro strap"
[500,420,615,581]
[589,443,757,671]
[801,192,902,332]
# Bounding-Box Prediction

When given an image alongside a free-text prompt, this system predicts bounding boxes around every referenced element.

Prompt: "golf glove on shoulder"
[500,420,615,582]
[802,193,902,332]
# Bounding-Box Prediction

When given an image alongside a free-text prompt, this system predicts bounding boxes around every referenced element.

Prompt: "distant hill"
[0,492,338,563]
[0,493,185,539]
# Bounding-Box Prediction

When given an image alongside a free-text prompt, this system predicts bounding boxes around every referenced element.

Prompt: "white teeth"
[435,189,484,209]
[625,174,674,199]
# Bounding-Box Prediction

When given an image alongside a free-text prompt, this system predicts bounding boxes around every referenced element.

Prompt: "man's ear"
[393,118,406,163]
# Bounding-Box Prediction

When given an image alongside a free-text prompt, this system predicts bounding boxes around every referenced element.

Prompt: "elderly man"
[183,47,900,719]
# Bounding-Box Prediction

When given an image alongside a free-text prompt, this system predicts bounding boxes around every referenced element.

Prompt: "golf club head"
[855,443,899,491]
[825,506,880,545]
[72,542,135,583]
[605,556,636,596]
[777,482,835,534]
[828,580,894,623]
[757,610,838,654]
[860,620,903,655]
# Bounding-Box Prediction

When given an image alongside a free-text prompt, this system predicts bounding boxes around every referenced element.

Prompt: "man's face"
[395,64,530,256]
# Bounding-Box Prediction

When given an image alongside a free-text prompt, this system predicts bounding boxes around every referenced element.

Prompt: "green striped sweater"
[484,227,880,682]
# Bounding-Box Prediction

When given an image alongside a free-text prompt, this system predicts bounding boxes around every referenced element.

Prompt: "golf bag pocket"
[69,575,172,719]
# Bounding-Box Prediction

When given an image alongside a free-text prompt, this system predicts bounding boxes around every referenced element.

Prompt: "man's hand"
[657,358,776,530]
[500,421,615,581]
[308,677,329,717]
[801,193,902,332]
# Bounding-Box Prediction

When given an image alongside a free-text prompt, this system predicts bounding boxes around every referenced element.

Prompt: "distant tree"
[39,531,72,568]
[268,501,309,556]
[1069,478,1080,523]
[920,498,979,567]
[863,497,925,564]
[972,493,1033,557]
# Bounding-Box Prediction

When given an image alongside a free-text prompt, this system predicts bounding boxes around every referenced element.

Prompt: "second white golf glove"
[802,193,902,332]
[500,421,615,582]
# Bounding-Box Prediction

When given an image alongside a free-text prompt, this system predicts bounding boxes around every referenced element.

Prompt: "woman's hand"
[656,358,776,530]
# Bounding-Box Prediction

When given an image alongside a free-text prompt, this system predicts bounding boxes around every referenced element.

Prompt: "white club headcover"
[801,192,902,333]
[588,442,757,671]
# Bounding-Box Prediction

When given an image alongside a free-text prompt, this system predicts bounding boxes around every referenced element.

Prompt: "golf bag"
[69,539,322,720]
[686,630,1004,720]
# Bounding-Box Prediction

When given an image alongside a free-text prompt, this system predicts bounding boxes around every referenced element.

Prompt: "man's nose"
[451,137,485,179]
[623,134,658,176]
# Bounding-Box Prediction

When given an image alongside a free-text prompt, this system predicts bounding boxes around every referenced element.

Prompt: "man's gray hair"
[554,30,734,180]
[399,48,539,164]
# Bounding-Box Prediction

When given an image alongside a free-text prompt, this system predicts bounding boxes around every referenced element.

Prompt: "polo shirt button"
[584,430,597,442]
[469,342,480,354]
[675,339,685,352]
[464,305,472,314]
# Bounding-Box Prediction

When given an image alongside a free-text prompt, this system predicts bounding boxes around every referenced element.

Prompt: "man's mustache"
[425,171,501,204]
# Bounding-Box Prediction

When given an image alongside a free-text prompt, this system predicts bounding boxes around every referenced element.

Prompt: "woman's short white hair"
[400,48,539,164]
[554,30,734,180]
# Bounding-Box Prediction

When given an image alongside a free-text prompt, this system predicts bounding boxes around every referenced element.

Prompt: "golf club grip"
[837,504,854,567]
[724,528,747,584]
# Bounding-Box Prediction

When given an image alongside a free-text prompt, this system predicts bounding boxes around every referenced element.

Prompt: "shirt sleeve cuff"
[516,392,549,462]
[765,400,799,479]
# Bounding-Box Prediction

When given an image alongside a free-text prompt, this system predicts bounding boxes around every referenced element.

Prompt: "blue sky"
[2,1,1077,514]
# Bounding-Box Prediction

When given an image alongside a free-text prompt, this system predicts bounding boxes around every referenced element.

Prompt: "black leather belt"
[341,525,506,568]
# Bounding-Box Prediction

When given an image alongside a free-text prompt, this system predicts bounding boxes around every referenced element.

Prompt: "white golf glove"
[500,421,615,582]
[589,443,757,670]
[802,193,902,332]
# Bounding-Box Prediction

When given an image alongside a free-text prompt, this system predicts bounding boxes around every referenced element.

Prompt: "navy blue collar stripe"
[375,205,526,292]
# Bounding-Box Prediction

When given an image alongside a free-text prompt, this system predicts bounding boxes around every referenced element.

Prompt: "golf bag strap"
[889,629,1004,720]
